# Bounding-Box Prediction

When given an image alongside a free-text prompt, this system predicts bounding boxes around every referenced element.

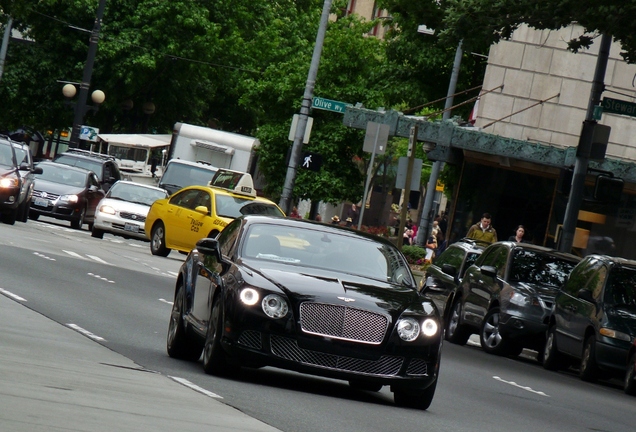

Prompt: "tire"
[91,228,104,239]
[1,209,17,225]
[580,335,600,382]
[625,352,636,396]
[480,307,512,356]
[349,380,383,392]
[394,380,437,410]
[167,284,202,361]
[202,295,236,375]
[446,299,470,345]
[17,200,29,223]
[71,206,86,229]
[29,211,39,221]
[150,222,170,257]
[542,324,566,371]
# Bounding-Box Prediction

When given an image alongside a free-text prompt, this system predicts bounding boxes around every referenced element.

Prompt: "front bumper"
[30,196,82,222]
[94,210,147,240]
[0,188,20,211]
[595,337,632,372]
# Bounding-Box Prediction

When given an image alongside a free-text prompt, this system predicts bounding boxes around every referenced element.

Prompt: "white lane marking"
[169,376,223,399]
[33,252,56,261]
[493,376,550,397]
[159,298,173,305]
[167,271,178,277]
[0,288,27,301]
[67,324,106,341]
[63,250,84,259]
[87,273,116,284]
[86,254,109,264]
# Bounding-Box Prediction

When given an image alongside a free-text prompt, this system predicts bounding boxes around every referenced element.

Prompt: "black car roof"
[492,241,581,262]
[449,238,488,252]
[54,148,115,162]
[37,160,96,175]
[588,254,636,269]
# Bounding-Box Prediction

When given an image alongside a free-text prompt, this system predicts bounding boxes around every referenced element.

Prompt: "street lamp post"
[68,0,108,149]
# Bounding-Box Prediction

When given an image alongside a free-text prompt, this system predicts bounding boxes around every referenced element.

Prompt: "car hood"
[241,261,435,318]
[510,281,559,298]
[605,305,636,336]
[34,179,85,195]
[0,165,18,177]
[98,197,151,215]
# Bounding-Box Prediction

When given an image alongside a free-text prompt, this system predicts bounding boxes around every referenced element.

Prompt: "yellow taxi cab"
[145,169,285,256]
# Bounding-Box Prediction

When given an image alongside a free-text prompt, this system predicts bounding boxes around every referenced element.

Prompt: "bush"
[401,245,427,265]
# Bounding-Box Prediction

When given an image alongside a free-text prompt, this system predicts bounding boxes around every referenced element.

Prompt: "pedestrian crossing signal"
[301,152,322,172]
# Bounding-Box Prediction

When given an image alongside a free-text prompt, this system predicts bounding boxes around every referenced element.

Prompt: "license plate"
[124,223,140,233]
[34,198,49,207]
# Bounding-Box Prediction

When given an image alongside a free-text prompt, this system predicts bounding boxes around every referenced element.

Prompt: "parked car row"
[422,238,636,396]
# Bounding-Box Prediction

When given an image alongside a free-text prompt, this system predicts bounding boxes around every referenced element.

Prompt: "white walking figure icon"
[303,154,312,168]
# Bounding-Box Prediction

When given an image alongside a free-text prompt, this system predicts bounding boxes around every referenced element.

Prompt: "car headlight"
[397,317,420,341]
[262,294,288,319]
[98,204,116,215]
[240,288,259,306]
[509,291,531,306]
[422,318,439,337]
[59,194,79,203]
[599,327,632,342]
[0,177,19,188]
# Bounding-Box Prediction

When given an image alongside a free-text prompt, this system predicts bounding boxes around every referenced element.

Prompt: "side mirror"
[197,238,223,260]
[89,185,98,192]
[194,205,209,215]
[19,162,30,171]
[32,166,43,175]
[577,289,595,304]
[441,263,457,278]
[480,265,497,277]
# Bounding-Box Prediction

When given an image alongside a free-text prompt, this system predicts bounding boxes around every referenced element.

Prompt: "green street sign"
[312,97,348,114]
[602,97,636,117]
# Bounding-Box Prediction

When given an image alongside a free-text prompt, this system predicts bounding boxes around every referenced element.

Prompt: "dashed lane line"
[169,376,223,399]
[66,324,106,342]
[493,376,550,397]
[0,288,27,301]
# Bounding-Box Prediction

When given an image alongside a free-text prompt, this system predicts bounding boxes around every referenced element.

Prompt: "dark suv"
[447,241,580,358]
[54,149,121,192]
[0,136,42,224]
[543,255,636,383]
[420,238,486,330]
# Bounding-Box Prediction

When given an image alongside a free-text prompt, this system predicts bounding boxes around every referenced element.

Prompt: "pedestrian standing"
[466,213,498,244]
[347,204,360,225]
[509,225,526,242]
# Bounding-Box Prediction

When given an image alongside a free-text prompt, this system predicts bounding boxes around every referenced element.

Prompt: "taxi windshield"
[215,194,283,218]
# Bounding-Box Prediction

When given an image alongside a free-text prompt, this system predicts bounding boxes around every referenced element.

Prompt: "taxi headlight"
[98,204,116,215]
[262,294,288,319]
[397,317,420,341]
[60,194,79,203]
[239,288,259,306]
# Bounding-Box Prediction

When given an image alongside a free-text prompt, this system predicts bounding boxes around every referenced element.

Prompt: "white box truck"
[158,122,260,194]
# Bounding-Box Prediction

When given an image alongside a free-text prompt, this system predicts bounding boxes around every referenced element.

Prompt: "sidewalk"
[0,294,281,432]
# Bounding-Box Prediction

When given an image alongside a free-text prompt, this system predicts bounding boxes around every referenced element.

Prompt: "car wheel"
[1,209,17,225]
[480,307,512,355]
[202,295,236,376]
[624,352,636,396]
[393,380,437,410]
[542,324,566,370]
[580,335,600,382]
[17,200,29,223]
[71,206,86,229]
[348,380,383,392]
[166,283,202,361]
[446,299,470,345]
[150,222,170,257]
[29,211,39,221]
[91,227,104,239]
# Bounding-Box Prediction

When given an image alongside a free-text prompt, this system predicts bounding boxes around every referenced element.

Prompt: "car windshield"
[215,195,283,218]
[242,224,414,285]
[107,182,167,205]
[509,249,577,287]
[606,268,636,307]
[36,164,87,187]
[55,155,102,177]
[0,142,15,167]
[161,163,217,189]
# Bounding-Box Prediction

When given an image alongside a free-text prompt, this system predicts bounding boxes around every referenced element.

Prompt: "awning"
[97,134,171,148]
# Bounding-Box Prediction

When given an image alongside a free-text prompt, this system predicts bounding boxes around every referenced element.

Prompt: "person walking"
[509,225,526,242]
[466,213,498,244]
[347,204,360,225]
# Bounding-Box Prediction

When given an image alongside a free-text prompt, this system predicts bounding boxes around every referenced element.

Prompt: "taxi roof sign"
[209,169,256,197]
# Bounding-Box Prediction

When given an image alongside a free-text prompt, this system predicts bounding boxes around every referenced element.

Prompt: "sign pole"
[358,122,381,230]
[397,125,418,249]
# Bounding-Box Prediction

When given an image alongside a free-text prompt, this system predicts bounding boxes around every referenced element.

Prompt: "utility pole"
[397,125,418,249]
[69,0,107,149]
[416,40,463,246]
[558,34,612,253]
[279,0,332,215]
[0,16,13,82]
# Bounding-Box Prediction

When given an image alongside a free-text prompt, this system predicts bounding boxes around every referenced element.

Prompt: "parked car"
[146,170,284,256]
[446,241,580,357]
[29,161,105,229]
[543,255,636,384]
[54,148,121,192]
[419,238,486,331]
[91,180,168,240]
[626,339,636,396]
[166,215,443,409]
[0,136,42,224]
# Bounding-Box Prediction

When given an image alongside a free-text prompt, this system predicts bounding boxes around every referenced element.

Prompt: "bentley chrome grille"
[270,335,403,376]
[299,302,388,345]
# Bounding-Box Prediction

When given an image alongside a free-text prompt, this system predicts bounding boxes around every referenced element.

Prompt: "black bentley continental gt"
[167,215,443,409]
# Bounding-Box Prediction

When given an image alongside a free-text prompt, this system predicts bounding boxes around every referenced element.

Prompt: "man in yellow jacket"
[466,213,498,243]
